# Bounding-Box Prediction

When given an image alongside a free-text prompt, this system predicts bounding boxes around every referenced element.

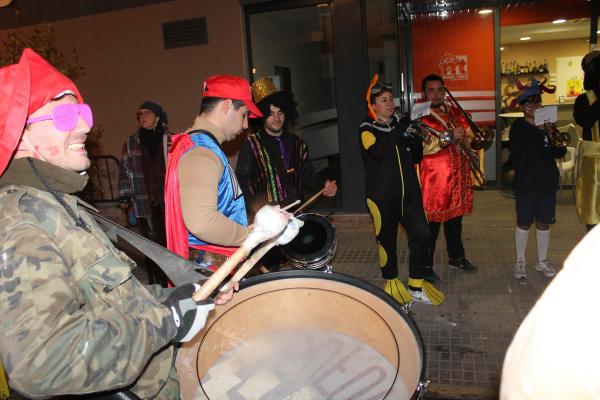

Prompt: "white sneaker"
[535,260,556,278]
[514,261,527,279]
[409,289,433,305]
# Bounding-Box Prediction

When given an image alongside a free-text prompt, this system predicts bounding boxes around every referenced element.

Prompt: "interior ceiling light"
[520,36,531,41]
[478,9,493,14]
[552,19,566,24]
[500,46,505,51]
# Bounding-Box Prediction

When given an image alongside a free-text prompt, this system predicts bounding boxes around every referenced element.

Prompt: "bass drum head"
[177,271,425,400]
[283,213,335,267]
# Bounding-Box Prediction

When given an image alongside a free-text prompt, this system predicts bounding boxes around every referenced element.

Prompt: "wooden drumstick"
[281,199,300,211]
[192,206,290,301]
[294,188,325,215]
[192,243,252,301]
[220,215,303,292]
[220,238,278,292]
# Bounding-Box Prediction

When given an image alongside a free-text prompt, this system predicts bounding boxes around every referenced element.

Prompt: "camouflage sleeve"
[0,223,177,398]
[144,284,176,303]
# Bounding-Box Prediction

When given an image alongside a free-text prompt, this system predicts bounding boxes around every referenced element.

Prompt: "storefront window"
[499,0,590,187]
[410,8,497,182]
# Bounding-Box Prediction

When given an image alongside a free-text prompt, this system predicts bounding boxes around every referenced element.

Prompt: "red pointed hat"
[0,48,83,175]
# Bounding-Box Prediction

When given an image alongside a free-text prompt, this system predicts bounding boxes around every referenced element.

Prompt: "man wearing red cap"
[164,74,262,263]
[0,49,231,399]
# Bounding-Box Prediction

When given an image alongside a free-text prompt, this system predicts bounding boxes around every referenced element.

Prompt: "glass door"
[245,1,341,209]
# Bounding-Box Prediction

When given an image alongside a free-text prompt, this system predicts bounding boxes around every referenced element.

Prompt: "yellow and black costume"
[359,76,444,305]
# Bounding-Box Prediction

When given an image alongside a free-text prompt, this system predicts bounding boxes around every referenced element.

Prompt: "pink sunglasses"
[26,103,94,131]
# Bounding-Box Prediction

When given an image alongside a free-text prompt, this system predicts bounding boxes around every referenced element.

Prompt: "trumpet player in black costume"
[509,78,566,280]
[359,74,445,306]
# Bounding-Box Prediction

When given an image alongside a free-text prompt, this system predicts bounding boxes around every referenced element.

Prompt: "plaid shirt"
[118,131,169,218]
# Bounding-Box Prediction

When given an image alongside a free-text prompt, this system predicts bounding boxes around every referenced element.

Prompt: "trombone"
[427,107,487,187]
[444,88,495,151]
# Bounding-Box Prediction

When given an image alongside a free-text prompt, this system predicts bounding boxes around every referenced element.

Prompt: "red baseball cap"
[203,75,262,118]
[0,48,83,175]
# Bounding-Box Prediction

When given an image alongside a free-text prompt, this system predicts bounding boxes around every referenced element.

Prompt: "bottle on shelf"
[543,58,548,73]
[532,61,538,74]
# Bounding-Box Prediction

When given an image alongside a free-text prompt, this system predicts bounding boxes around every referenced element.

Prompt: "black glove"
[162,284,215,342]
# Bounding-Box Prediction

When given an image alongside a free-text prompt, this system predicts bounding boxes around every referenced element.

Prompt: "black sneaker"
[448,257,478,271]
[423,266,440,282]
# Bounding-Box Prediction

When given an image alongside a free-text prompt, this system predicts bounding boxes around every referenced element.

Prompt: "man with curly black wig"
[236,77,337,269]
[236,78,337,213]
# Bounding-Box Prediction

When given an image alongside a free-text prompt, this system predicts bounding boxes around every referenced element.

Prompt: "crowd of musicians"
[0,46,599,399]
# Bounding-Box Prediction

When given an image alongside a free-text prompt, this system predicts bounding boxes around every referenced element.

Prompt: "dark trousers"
[429,216,465,263]
[367,197,430,280]
[138,208,169,287]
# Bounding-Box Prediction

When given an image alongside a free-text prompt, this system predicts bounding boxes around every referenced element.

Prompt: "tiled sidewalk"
[329,189,585,399]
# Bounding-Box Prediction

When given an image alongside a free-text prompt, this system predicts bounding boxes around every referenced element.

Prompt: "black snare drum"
[283,213,336,271]
[177,271,428,400]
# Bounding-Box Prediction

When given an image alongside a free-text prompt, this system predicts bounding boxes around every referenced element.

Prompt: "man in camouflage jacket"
[0,49,222,399]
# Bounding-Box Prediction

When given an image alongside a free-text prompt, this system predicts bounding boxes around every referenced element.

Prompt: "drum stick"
[294,188,325,215]
[281,199,300,211]
[192,243,252,301]
[220,239,278,292]
[192,206,291,301]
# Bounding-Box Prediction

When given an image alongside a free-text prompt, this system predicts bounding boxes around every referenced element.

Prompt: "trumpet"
[542,121,570,148]
[444,88,495,151]
[406,120,454,148]
[408,113,486,187]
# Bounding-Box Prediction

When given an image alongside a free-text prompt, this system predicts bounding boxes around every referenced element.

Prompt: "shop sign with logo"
[438,52,468,81]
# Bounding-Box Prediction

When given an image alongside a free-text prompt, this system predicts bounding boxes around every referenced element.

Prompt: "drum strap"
[0,359,9,400]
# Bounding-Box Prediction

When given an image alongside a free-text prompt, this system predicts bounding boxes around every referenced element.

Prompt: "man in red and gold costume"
[419,74,477,280]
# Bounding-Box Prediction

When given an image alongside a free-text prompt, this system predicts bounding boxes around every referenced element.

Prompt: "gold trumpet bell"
[543,122,570,148]
[471,127,495,151]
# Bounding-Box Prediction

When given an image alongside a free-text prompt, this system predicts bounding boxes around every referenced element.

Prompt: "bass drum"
[177,271,427,400]
[282,213,336,270]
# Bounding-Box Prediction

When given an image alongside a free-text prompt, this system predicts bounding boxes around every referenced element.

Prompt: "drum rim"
[283,213,336,262]
[239,270,427,397]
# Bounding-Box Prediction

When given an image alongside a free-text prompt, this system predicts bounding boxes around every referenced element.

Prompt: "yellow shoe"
[385,278,413,305]
[422,281,446,305]
[407,278,446,306]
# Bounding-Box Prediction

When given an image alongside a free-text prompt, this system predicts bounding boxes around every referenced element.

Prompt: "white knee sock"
[536,229,550,263]
[515,227,529,263]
